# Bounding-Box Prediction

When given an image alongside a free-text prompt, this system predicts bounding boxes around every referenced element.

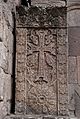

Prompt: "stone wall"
[0,0,80,119]
[67,0,80,118]
[0,0,15,118]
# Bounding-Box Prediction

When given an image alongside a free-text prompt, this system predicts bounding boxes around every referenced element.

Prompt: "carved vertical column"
[16,28,27,113]
[57,29,68,115]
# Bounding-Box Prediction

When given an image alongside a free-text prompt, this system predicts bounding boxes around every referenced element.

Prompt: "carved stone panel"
[16,28,57,115]
[16,6,68,116]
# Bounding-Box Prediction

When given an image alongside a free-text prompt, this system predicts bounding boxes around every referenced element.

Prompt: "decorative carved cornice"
[16,6,67,28]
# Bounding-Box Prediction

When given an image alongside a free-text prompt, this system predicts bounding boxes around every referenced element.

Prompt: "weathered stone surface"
[68,84,75,116]
[68,57,78,84]
[4,115,71,119]
[16,5,68,116]
[16,28,57,115]
[0,0,70,118]
[0,102,8,119]
[0,3,3,41]
[67,5,80,27]
[68,27,80,56]
[75,90,80,118]
[0,1,14,118]
[77,56,80,85]
[2,2,13,30]
[16,6,67,28]
[0,68,5,101]
[0,43,8,72]
[31,0,66,7]
[2,16,13,74]
[0,68,11,118]
[57,29,68,116]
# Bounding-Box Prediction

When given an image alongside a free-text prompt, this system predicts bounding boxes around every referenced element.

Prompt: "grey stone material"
[1,0,80,118]
[16,6,67,28]
[77,56,80,85]
[67,0,80,118]
[31,0,66,7]
[68,57,78,84]
[68,27,80,56]
[68,84,75,116]
[15,3,68,116]
[67,2,80,27]
[74,90,80,118]
[4,115,76,119]
[0,0,14,119]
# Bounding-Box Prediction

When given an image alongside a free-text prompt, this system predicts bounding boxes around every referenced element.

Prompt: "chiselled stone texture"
[57,29,68,116]
[67,4,80,27]
[68,27,80,56]
[4,115,70,119]
[31,0,66,7]
[77,56,80,85]
[16,6,68,116]
[16,28,57,115]
[16,6,67,28]
[68,57,78,84]
[0,1,14,119]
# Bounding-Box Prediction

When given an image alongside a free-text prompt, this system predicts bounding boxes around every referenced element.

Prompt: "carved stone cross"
[27,29,56,83]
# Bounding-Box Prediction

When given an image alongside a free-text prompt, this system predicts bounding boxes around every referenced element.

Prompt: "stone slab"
[16,4,68,116]
[4,115,71,119]
[31,0,66,7]
[15,27,68,115]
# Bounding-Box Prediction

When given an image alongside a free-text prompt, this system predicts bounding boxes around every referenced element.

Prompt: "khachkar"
[15,3,68,117]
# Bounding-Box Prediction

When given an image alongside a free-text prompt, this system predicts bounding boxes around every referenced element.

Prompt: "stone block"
[0,42,8,73]
[31,0,66,7]
[75,90,80,118]
[68,27,80,56]
[3,18,13,54]
[4,115,73,119]
[77,56,80,85]
[67,6,80,27]
[0,3,3,41]
[68,84,75,115]
[68,57,78,84]
[2,2,13,30]
[0,68,5,101]
[0,102,7,119]
[4,74,11,101]
[0,67,11,101]
[67,0,80,6]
